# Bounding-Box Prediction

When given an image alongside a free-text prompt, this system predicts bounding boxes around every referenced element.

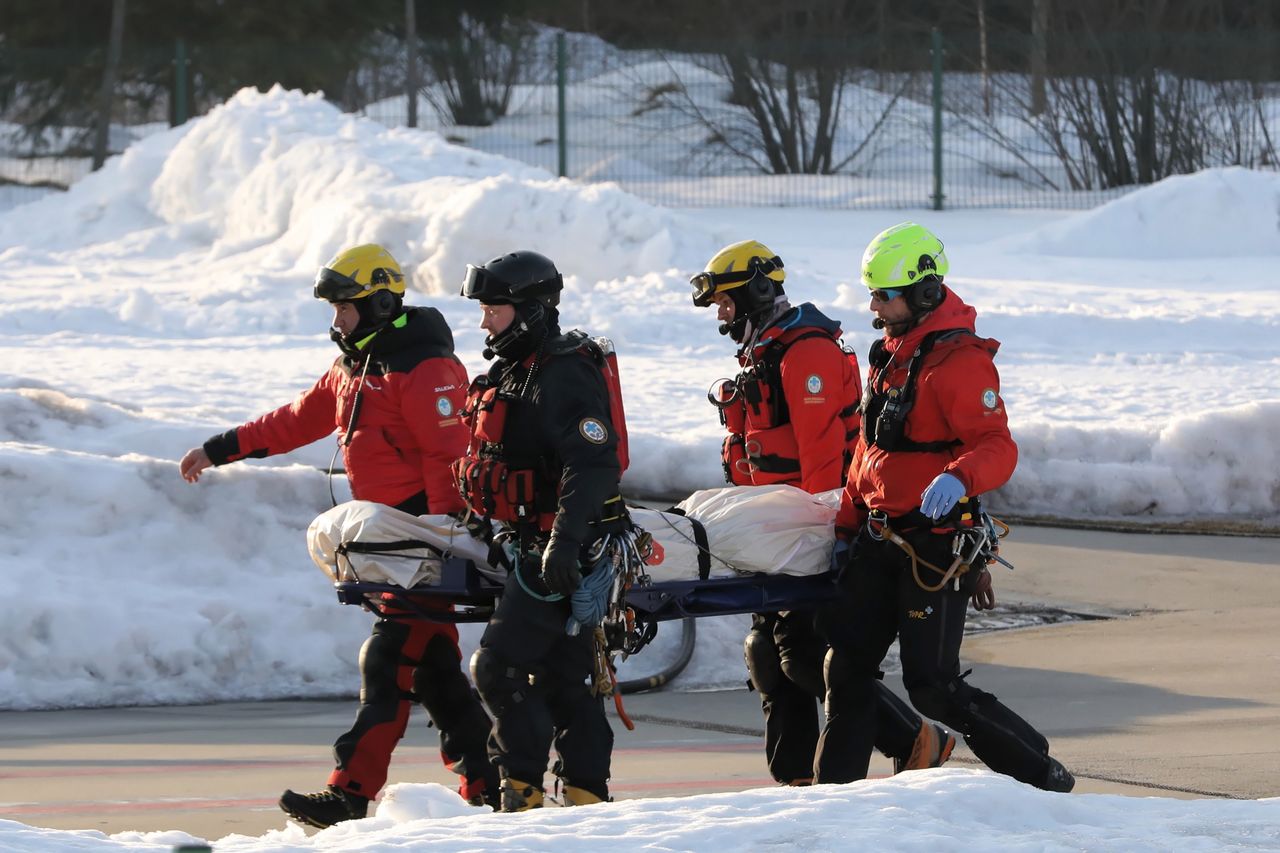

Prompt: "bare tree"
[639,1,913,175]
[421,14,536,126]
[91,0,126,170]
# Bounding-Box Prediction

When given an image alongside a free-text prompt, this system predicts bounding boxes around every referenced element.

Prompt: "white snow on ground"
[0,85,1278,849]
[1,772,1277,851]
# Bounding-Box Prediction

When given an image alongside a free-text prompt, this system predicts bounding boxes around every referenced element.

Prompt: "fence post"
[405,0,418,128]
[930,27,944,211]
[92,0,127,171]
[173,38,188,126]
[556,31,567,178]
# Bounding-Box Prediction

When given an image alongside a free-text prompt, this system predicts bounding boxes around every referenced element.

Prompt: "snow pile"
[995,166,1280,259]
[5,772,1279,851]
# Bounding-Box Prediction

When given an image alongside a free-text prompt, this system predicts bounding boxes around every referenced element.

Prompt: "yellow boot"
[500,778,544,812]
[561,784,606,806]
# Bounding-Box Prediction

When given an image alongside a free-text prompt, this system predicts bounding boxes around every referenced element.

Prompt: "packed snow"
[3,771,1279,852]
[1,84,1278,850]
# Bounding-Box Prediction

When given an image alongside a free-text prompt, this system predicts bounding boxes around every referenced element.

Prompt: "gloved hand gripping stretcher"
[308,483,1010,655]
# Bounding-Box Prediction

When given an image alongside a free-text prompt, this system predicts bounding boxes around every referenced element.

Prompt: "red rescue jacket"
[716,303,860,495]
[205,307,468,512]
[835,290,1017,536]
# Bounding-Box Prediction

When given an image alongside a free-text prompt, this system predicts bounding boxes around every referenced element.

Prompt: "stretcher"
[312,486,848,645]
[332,554,841,625]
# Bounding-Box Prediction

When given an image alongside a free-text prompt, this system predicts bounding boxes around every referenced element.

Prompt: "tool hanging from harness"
[867,502,1014,593]
[862,328,973,453]
[709,328,860,485]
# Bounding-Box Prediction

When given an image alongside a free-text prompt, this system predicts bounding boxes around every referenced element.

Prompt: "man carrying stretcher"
[692,239,954,785]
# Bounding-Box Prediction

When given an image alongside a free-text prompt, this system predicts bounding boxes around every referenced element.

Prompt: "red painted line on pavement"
[0,775,894,818]
[0,742,760,782]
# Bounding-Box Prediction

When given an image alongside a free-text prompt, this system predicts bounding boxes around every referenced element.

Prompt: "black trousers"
[475,570,613,796]
[329,617,497,800]
[748,612,921,783]
[814,527,1054,786]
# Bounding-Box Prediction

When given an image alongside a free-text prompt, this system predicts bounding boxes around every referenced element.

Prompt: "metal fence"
[5,28,1279,210]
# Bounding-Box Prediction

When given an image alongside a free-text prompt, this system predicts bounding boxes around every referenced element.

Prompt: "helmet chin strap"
[484,301,546,360]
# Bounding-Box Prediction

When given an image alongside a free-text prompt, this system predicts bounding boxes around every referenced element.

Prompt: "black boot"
[1040,757,1076,793]
[279,785,369,828]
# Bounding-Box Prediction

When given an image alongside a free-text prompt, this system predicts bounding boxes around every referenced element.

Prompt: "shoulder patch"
[982,388,998,410]
[806,374,823,394]
[579,417,608,444]
[436,396,454,417]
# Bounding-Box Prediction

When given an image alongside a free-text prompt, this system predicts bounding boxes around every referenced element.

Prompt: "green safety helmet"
[860,222,948,290]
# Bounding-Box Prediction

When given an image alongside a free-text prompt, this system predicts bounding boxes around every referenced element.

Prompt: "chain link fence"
[4,29,1279,210]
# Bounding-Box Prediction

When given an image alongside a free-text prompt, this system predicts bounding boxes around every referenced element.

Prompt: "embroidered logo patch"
[579,418,608,444]
[436,396,453,417]
[982,388,998,410]
[806,374,823,394]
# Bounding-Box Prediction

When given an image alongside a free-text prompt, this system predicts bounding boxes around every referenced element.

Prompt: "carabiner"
[706,378,740,409]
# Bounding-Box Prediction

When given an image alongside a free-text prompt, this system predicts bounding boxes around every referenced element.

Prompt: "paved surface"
[0,524,1277,840]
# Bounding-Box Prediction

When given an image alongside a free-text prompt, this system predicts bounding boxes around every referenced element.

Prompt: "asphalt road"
[1,524,1277,841]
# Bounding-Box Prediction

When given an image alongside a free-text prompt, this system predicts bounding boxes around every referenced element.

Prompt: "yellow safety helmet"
[691,240,785,308]
[313,244,406,303]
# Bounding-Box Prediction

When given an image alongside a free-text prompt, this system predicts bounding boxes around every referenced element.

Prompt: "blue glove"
[920,473,966,521]
[565,558,618,636]
[829,539,851,574]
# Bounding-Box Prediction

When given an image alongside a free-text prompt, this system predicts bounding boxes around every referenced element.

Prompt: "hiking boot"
[894,722,957,774]
[1040,757,1076,793]
[461,776,500,810]
[561,783,608,806]
[278,785,369,828]
[499,778,544,812]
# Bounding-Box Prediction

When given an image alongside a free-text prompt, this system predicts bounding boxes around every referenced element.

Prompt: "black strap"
[750,328,837,427]
[338,538,446,557]
[747,452,801,475]
[863,328,971,453]
[665,507,712,581]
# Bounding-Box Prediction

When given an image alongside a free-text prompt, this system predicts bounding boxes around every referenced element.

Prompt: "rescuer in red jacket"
[693,239,954,786]
[179,244,499,827]
[813,223,1074,793]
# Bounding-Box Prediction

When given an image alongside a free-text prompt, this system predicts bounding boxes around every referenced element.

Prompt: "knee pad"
[470,646,530,718]
[905,677,965,725]
[779,648,824,699]
[744,627,783,695]
[358,627,407,706]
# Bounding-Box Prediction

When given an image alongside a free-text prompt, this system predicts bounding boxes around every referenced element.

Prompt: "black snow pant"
[329,616,498,803]
[814,525,1055,787]
[747,611,921,784]
[472,569,614,799]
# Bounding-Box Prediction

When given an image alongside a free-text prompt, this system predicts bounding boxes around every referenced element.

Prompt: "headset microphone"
[482,346,495,360]
[872,317,887,330]
[717,322,732,336]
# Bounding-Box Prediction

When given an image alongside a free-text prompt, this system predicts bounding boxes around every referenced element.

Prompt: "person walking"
[180,244,499,826]
[692,239,954,786]
[814,223,1074,792]
[457,250,629,811]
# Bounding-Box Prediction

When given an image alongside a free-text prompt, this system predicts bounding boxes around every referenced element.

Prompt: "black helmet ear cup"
[907,278,944,313]
[745,269,776,307]
[368,289,399,321]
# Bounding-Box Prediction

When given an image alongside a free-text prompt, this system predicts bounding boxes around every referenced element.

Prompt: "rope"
[882,514,1012,593]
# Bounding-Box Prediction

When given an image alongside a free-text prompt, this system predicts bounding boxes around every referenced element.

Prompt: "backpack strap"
[863,328,972,453]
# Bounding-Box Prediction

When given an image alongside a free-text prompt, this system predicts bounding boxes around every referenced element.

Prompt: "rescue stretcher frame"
[334,555,840,624]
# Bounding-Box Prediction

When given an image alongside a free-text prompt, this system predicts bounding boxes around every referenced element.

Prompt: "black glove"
[540,537,582,597]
